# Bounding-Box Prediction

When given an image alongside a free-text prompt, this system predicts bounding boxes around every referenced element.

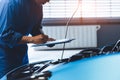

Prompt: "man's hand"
[32,34,48,44]
[47,38,56,42]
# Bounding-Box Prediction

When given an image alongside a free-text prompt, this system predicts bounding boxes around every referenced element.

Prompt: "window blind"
[43,0,120,18]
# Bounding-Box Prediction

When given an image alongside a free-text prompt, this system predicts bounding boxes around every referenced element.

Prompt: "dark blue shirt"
[0,0,43,78]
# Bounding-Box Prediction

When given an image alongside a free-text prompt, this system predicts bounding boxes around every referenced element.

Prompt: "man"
[0,0,55,78]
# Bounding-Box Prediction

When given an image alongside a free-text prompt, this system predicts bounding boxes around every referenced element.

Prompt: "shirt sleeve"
[0,2,23,48]
[1,27,23,48]
[31,22,44,36]
[31,4,44,36]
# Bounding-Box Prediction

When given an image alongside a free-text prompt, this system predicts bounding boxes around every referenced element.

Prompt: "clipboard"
[32,38,75,47]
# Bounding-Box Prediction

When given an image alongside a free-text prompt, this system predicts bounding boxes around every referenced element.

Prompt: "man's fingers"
[47,38,56,41]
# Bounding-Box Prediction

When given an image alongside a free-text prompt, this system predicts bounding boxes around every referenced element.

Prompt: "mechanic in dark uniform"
[0,0,54,78]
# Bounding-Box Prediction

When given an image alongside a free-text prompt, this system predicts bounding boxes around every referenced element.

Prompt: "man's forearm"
[18,36,33,44]
[18,34,49,44]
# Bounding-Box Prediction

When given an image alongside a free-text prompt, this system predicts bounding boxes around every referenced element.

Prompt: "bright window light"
[43,0,120,18]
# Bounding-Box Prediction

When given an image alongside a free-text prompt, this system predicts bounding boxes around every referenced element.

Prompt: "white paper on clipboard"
[32,38,75,47]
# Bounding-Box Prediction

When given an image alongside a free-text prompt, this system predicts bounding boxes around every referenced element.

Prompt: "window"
[43,0,120,18]
[43,0,120,24]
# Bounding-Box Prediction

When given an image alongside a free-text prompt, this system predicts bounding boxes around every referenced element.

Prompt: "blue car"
[1,40,120,80]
